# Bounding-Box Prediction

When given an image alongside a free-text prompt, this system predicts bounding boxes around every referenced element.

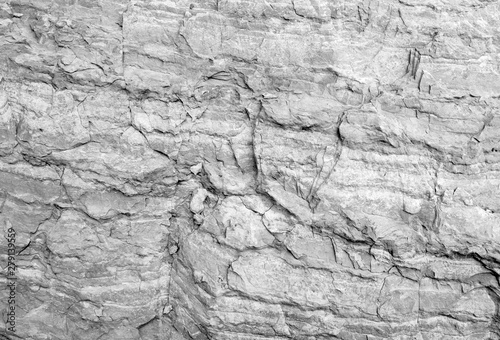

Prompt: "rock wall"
[1,0,500,339]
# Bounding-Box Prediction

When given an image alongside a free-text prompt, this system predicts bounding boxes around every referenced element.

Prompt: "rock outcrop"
[1,0,500,339]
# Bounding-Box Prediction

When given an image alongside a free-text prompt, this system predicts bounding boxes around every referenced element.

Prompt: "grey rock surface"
[0,0,500,339]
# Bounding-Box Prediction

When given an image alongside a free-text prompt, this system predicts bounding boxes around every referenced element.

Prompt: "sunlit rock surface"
[0,0,500,339]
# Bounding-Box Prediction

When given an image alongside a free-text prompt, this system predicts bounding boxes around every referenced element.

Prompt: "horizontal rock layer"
[0,0,500,339]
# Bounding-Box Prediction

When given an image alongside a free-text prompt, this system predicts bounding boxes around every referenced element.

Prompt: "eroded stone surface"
[0,0,500,339]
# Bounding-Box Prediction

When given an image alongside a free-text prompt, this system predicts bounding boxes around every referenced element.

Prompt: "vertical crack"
[306,111,346,210]
[121,0,133,75]
[249,101,264,190]
[406,48,421,79]
[432,162,444,232]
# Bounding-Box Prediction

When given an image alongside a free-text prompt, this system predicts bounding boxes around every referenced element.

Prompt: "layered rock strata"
[0,0,500,339]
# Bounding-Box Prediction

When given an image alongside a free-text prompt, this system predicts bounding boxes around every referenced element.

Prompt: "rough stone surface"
[1,0,500,339]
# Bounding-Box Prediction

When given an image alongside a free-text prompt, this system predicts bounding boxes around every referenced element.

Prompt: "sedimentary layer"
[0,0,500,339]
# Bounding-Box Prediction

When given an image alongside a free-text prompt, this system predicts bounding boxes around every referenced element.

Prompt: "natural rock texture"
[1,0,500,339]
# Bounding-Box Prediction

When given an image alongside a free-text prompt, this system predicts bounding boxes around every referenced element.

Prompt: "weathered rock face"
[1,0,500,339]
